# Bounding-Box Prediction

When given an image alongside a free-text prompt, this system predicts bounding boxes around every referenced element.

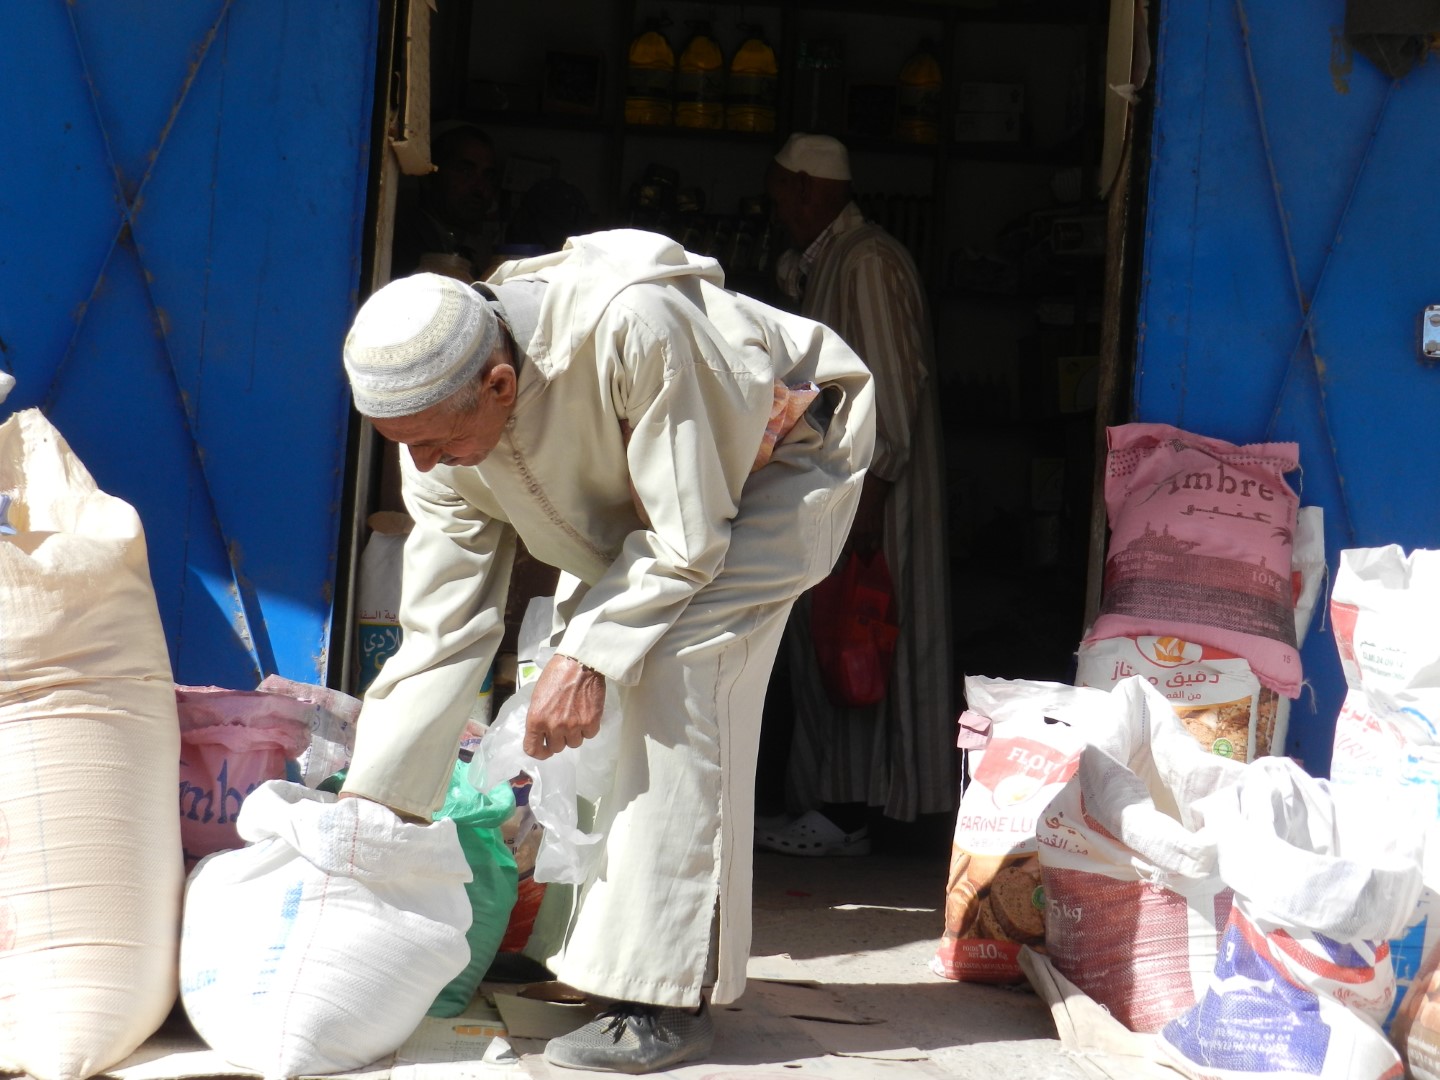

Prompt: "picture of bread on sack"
[1173,697,1251,759]
[943,852,1045,946]
[1253,688,1278,758]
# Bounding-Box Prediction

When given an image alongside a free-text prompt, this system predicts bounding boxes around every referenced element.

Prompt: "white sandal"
[754,810,871,857]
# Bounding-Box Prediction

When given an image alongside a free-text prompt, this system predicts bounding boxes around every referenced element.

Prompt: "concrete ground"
[508,849,1088,1079]
[748,850,1084,1077]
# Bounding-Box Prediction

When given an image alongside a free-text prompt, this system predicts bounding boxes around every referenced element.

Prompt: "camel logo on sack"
[1140,636,1202,667]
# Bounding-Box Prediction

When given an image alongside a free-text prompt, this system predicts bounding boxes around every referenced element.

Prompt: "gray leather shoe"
[543,999,714,1074]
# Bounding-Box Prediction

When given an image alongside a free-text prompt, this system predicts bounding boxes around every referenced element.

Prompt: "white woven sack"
[1038,677,1245,1033]
[180,781,472,1078]
[1159,758,1421,1080]
[0,409,183,1080]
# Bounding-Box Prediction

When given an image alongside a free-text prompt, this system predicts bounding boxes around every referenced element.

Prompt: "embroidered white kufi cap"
[773,132,851,181]
[343,273,497,419]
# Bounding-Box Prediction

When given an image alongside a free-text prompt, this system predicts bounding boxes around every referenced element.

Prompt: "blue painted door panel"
[1136,0,1440,773]
[0,2,378,688]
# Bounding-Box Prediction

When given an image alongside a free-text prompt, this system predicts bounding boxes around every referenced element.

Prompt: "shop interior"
[373,0,1113,845]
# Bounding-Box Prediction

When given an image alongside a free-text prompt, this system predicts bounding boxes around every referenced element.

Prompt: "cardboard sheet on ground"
[100,1000,513,1080]
[747,952,822,986]
[743,965,932,1064]
[1018,948,1183,1080]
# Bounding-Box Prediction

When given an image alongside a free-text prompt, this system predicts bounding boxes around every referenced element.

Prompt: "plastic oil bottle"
[896,40,942,143]
[725,30,778,133]
[675,25,725,130]
[625,22,675,126]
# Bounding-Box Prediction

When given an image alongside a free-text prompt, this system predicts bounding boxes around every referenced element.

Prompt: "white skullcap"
[774,132,850,181]
[343,273,498,419]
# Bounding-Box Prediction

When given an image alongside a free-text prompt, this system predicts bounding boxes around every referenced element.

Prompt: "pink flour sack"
[177,687,312,870]
[1086,424,1302,697]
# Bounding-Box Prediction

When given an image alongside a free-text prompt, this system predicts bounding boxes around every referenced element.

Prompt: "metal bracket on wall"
[1422,305,1440,362]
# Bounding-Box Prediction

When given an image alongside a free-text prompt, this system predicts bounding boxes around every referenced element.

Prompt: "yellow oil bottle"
[896,41,942,143]
[725,32,778,133]
[625,24,675,126]
[675,27,725,130]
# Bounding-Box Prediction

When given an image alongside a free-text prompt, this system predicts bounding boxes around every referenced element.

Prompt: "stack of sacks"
[1077,423,1323,761]
[0,409,183,1080]
[948,674,1422,1080]
[1326,546,1440,1056]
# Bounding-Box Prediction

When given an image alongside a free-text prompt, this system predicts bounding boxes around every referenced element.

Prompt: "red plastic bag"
[810,551,900,707]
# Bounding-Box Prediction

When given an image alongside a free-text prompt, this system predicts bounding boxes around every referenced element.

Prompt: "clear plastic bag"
[471,598,623,885]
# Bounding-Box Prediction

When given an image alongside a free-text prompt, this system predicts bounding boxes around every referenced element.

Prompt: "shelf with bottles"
[670,0,1091,28]
[620,122,780,145]
[459,110,612,134]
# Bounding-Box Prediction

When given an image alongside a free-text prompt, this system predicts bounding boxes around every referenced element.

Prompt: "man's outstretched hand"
[524,654,606,760]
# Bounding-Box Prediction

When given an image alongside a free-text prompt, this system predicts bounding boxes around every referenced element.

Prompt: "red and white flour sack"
[1038,677,1245,1033]
[1086,424,1303,697]
[930,677,1111,983]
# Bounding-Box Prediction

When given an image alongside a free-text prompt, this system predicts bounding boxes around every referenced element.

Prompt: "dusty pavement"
[507,850,1088,1079]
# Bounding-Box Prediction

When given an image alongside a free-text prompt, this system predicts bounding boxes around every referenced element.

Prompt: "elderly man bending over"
[339,229,873,1074]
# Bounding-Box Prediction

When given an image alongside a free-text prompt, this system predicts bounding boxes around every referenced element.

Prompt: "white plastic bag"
[1038,677,1245,1033]
[179,781,473,1078]
[255,674,361,788]
[1159,758,1422,1080]
[0,409,183,1080]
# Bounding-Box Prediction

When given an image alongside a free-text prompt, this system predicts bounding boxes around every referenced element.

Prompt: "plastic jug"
[896,41,942,143]
[726,32,778,133]
[675,27,725,129]
[625,24,675,126]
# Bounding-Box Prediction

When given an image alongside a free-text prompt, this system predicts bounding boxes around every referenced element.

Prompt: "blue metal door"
[0,2,378,688]
[1135,0,1440,772]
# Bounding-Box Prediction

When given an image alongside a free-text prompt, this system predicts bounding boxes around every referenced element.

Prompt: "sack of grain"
[1086,424,1302,696]
[176,685,312,869]
[930,677,1111,983]
[1039,677,1243,1033]
[179,781,472,1076]
[1327,545,1440,1041]
[0,409,182,1080]
[1159,758,1419,1080]
[1078,507,1325,761]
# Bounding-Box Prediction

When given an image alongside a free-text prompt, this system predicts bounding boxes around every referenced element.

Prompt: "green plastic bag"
[428,760,518,1017]
[317,762,518,1017]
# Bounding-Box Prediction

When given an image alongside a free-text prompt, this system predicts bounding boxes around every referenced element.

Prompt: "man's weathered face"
[371,351,516,472]
[435,134,499,230]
